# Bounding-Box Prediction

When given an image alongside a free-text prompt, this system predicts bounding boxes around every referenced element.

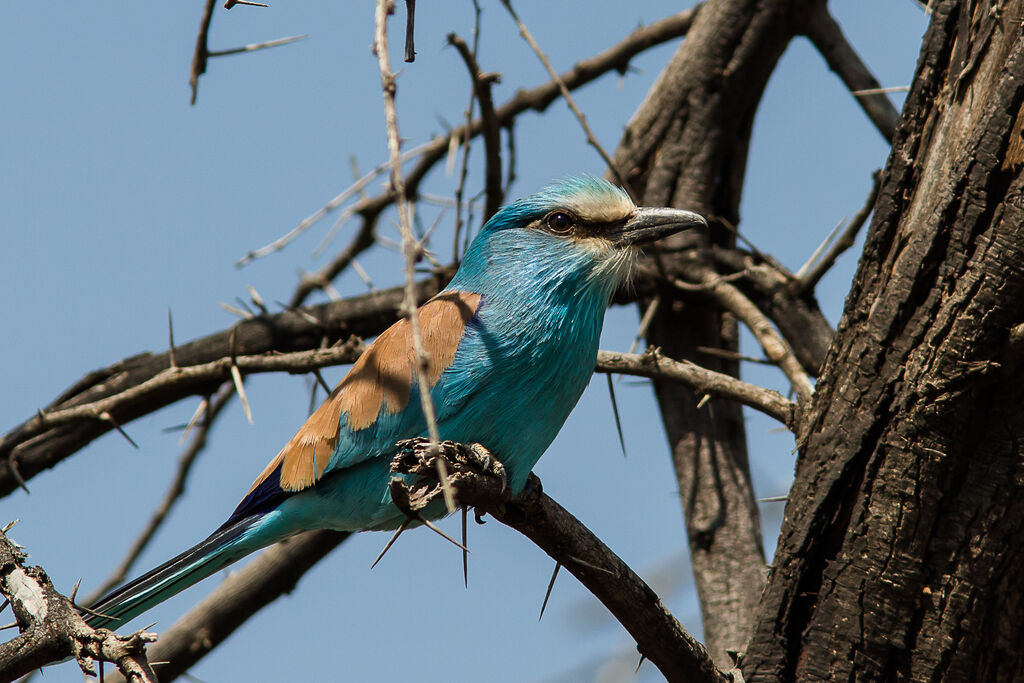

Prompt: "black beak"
[612,206,707,248]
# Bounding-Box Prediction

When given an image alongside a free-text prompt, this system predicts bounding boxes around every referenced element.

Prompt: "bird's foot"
[391,438,509,510]
[461,443,507,494]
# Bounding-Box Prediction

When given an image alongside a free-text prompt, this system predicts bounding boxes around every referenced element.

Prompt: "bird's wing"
[226,290,482,521]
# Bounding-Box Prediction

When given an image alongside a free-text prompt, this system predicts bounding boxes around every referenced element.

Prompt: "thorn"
[100,411,139,449]
[628,296,660,355]
[605,374,627,458]
[230,365,253,424]
[6,455,29,494]
[462,508,469,589]
[636,654,647,673]
[422,518,471,554]
[1,520,18,533]
[70,577,82,604]
[0,621,18,630]
[403,0,417,62]
[0,599,8,614]
[168,308,177,369]
[539,562,561,620]
[567,554,614,576]
[371,519,410,569]
[247,285,268,315]
[219,302,254,319]
[696,394,712,410]
[312,369,332,395]
[759,494,789,502]
[224,0,269,8]
[180,397,210,444]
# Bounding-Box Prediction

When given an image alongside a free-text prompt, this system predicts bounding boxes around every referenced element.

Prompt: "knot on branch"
[71,626,157,680]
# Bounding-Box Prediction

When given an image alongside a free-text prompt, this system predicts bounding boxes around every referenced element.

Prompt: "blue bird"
[86,176,705,629]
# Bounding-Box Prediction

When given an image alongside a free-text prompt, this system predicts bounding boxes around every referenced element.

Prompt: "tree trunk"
[744,1,1024,679]
[611,0,816,665]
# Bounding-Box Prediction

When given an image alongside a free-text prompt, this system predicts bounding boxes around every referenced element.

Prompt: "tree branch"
[0,528,157,682]
[804,1,899,142]
[447,33,504,221]
[0,276,452,499]
[389,439,730,683]
[596,350,795,428]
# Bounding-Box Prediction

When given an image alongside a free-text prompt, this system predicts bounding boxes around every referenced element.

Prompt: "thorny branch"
[374,0,455,512]
[389,439,729,683]
[596,350,796,428]
[260,5,699,305]
[0,528,157,682]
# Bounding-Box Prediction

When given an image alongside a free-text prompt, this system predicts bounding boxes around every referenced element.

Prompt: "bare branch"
[374,0,452,512]
[0,530,157,681]
[596,350,796,428]
[188,0,215,105]
[447,33,504,221]
[796,170,882,292]
[389,439,729,683]
[804,2,899,141]
[498,0,629,190]
[681,263,815,402]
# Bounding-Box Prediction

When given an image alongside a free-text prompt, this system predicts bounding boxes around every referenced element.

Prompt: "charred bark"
[744,1,1024,679]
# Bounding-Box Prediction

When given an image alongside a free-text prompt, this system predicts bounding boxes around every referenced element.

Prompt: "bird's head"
[452,176,707,303]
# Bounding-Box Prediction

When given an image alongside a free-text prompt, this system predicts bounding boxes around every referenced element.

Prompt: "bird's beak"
[612,207,707,248]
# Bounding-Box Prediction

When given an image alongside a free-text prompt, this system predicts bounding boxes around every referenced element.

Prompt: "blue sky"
[1,2,926,681]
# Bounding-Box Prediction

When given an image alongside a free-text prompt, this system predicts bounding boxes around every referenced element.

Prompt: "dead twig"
[498,0,630,191]
[373,0,453,512]
[448,33,504,222]
[796,170,882,292]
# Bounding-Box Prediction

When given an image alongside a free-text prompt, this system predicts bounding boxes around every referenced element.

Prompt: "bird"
[86,175,706,630]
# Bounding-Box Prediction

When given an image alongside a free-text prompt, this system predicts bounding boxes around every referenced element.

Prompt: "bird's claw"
[463,443,507,494]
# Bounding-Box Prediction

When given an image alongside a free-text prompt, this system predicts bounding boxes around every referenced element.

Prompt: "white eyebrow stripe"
[561,193,636,224]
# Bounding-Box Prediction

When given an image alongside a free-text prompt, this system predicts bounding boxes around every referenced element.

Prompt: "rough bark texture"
[744,1,1024,680]
[611,0,817,664]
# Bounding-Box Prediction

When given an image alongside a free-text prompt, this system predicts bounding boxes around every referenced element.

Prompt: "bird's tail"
[85,514,272,630]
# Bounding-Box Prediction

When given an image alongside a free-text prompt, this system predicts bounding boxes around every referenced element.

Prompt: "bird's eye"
[546,211,575,234]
